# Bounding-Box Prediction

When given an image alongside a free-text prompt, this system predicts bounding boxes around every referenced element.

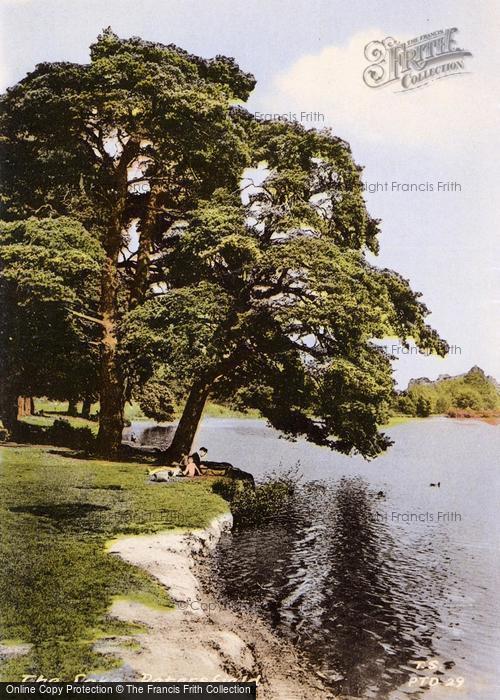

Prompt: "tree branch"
[66,308,105,326]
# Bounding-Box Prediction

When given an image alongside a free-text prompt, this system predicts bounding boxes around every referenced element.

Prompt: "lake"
[131,417,500,699]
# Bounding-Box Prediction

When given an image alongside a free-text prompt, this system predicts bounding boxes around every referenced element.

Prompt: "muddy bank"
[106,514,337,699]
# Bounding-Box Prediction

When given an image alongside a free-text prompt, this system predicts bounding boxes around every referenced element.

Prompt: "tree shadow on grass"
[9,503,110,521]
[46,446,159,464]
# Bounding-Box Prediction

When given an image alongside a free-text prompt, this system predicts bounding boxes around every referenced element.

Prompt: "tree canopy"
[0,28,255,454]
[0,31,448,460]
[123,122,447,459]
[0,217,103,428]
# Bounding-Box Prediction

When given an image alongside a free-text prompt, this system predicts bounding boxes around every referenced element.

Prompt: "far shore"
[19,399,500,438]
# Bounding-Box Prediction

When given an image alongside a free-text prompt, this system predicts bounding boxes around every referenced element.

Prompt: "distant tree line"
[394,367,500,417]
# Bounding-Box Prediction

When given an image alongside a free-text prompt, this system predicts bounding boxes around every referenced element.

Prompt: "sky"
[1,0,498,387]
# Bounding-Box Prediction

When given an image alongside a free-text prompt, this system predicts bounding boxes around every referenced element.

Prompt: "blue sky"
[1,0,498,386]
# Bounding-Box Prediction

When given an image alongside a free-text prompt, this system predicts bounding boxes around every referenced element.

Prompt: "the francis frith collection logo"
[363,28,472,91]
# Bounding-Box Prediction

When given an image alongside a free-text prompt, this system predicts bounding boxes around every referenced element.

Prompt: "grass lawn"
[25,399,260,431]
[380,414,427,428]
[20,414,99,433]
[202,402,260,419]
[0,444,228,681]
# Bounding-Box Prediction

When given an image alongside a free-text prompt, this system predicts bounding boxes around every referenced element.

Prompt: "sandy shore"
[105,514,337,699]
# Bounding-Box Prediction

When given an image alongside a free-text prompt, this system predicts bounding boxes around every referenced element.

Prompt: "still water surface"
[132,417,500,700]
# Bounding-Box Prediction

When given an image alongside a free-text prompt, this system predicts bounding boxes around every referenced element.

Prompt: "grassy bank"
[21,399,446,435]
[0,445,228,681]
[22,399,260,431]
[381,414,428,428]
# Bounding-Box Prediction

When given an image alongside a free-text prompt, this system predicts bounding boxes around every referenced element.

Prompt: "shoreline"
[106,514,335,699]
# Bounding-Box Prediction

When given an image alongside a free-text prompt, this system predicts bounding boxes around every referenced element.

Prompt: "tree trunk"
[67,399,78,417]
[81,396,92,419]
[96,140,144,458]
[131,186,159,306]
[17,396,33,416]
[96,252,125,457]
[0,390,19,434]
[161,380,211,463]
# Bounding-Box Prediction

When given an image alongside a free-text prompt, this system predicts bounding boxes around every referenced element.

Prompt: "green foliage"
[395,393,417,417]
[0,31,448,459]
[121,281,234,396]
[452,388,482,411]
[0,218,103,416]
[213,469,299,528]
[0,30,256,448]
[250,121,380,253]
[0,444,228,680]
[435,396,449,414]
[396,367,500,417]
[415,395,432,417]
[47,418,95,451]
[0,30,255,227]
[134,377,175,423]
[140,145,447,457]
[13,418,96,452]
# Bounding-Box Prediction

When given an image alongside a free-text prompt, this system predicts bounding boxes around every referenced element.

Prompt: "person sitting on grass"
[190,447,208,471]
[181,453,202,478]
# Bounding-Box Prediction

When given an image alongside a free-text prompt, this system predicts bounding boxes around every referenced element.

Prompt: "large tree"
[1,34,447,460]
[122,121,447,461]
[0,29,254,455]
[0,217,103,432]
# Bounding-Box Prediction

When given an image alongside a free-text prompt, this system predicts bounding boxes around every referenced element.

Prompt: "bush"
[400,395,416,415]
[212,477,242,502]
[415,395,431,417]
[435,396,450,413]
[452,388,482,411]
[48,418,95,451]
[394,393,417,415]
[213,467,300,528]
[12,418,95,452]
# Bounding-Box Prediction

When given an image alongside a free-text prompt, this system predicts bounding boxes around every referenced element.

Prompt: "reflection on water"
[132,418,500,699]
[214,478,447,698]
[125,424,174,448]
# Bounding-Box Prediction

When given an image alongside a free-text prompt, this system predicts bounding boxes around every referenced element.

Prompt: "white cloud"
[268,30,499,149]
